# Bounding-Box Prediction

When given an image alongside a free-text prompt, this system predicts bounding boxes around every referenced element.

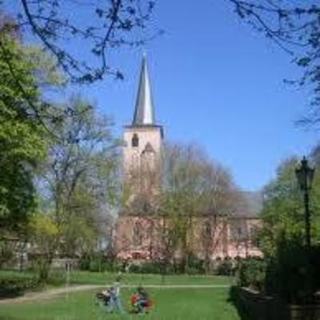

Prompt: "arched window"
[132,134,139,147]
[133,221,143,246]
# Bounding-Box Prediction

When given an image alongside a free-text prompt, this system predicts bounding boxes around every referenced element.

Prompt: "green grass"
[0,288,239,320]
[0,270,233,286]
[68,271,233,286]
[0,270,36,281]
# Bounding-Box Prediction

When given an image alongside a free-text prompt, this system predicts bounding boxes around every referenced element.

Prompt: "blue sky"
[11,0,320,191]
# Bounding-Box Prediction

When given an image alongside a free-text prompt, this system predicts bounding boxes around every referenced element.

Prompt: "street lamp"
[295,156,315,248]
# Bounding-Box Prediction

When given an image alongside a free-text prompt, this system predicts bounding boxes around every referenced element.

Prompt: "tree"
[38,95,120,258]
[250,154,320,304]
[228,0,320,127]
[259,156,320,257]
[2,1,159,83]
[28,213,60,281]
[159,143,244,272]
[0,24,47,234]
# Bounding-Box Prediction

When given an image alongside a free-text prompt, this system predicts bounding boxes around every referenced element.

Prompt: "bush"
[79,254,119,273]
[89,259,104,272]
[265,242,320,304]
[216,258,234,276]
[128,261,164,274]
[0,277,39,298]
[185,255,205,275]
[236,243,320,304]
[79,255,90,271]
[139,262,162,274]
[237,257,266,292]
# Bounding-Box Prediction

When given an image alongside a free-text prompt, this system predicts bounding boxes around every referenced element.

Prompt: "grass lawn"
[0,287,239,320]
[68,271,233,286]
[0,270,234,286]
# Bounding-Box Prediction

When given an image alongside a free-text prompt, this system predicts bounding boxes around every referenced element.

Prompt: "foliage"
[237,257,267,292]
[241,152,320,303]
[24,46,66,87]
[265,241,320,304]
[0,28,47,233]
[126,258,206,275]
[157,143,247,273]
[0,276,39,298]
[258,156,320,256]
[229,0,320,127]
[237,241,320,304]
[38,95,120,259]
[28,213,60,281]
[215,258,234,276]
[79,254,119,273]
[185,254,205,275]
[0,241,14,267]
[128,261,171,274]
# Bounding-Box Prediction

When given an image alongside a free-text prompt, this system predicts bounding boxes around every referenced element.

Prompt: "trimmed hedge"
[0,277,39,298]
[236,244,320,304]
[237,257,266,292]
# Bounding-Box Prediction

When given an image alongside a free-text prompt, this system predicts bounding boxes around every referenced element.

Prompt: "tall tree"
[0,23,47,234]
[38,96,120,258]
[158,143,244,272]
[259,156,320,256]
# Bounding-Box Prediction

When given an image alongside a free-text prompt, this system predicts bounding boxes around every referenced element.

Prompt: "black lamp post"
[295,156,315,249]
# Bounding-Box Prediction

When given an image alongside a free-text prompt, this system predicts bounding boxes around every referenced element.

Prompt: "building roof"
[132,56,156,126]
[236,191,264,218]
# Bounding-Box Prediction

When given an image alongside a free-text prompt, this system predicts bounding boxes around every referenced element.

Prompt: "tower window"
[132,133,139,147]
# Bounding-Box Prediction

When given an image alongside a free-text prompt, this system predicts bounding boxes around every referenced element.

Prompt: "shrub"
[79,254,118,273]
[0,277,39,298]
[265,242,320,304]
[79,255,90,271]
[139,262,162,274]
[185,255,205,275]
[128,261,163,274]
[216,259,234,276]
[237,257,266,292]
[127,261,176,275]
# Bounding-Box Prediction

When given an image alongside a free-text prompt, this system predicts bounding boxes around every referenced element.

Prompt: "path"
[0,284,230,305]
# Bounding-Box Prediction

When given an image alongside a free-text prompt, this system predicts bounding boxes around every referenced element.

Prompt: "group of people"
[96,276,153,314]
[130,286,153,314]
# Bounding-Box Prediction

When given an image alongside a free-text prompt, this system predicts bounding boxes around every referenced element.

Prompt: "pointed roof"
[132,56,155,126]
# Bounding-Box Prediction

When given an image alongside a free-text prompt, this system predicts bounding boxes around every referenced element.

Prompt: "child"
[131,287,152,314]
[110,276,124,313]
[96,288,112,309]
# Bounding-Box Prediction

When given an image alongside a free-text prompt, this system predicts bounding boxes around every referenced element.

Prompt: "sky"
[9,0,320,191]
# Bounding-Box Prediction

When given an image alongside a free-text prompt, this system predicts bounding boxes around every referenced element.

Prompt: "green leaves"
[259,156,320,256]
[0,33,47,232]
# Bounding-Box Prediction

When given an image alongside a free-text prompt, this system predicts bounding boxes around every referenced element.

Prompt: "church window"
[132,134,139,147]
[133,221,143,246]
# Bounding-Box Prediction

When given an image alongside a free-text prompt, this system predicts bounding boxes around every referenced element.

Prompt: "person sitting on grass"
[95,288,112,310]
[130,286,153,314]
[95,276,124,314]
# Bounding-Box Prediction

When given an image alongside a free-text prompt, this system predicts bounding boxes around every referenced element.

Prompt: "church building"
[114,57,262,262]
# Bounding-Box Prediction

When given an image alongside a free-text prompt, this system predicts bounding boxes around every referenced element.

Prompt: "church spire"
[132,55,155,126]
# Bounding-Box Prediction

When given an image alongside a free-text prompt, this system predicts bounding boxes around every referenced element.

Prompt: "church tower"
[123,56,163,205]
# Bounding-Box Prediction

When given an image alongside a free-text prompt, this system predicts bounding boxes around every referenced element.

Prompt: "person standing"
[111,276,124,313]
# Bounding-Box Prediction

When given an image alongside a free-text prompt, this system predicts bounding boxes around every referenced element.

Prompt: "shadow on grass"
[228,286,251,320]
